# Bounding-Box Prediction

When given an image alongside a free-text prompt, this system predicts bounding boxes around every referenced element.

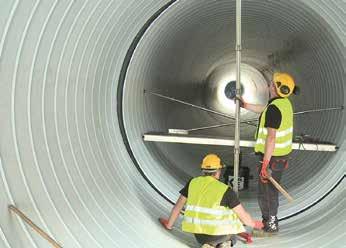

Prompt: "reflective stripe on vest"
[255,138,292,148]
[257,127,293,138]
[182,176,245,235]
[184,216,240,226]
[185,205,234,216]
[254,98,293,156]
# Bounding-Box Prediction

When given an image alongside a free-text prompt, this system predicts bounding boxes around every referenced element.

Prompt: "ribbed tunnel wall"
[0,1,345,247]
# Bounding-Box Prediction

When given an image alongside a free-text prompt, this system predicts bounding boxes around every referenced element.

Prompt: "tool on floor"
[252,229,277,237]
[8,205,63,248]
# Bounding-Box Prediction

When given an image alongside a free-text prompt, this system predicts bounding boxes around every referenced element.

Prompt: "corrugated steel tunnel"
[0,0,345,247]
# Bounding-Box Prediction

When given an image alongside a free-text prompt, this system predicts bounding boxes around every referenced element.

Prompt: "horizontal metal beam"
[143,133,337,152]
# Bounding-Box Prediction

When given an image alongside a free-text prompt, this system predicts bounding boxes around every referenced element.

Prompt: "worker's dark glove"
[253,220,264,230]
[234,96,246,108]
[259,159,270,183]
[159,217,172,230]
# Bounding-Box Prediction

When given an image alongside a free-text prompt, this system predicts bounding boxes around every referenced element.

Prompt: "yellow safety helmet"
[273,72,295,97]
[201,154,223,170]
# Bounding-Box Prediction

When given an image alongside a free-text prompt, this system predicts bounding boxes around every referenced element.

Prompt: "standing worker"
[159,154,263,248]
[240,72,297,233]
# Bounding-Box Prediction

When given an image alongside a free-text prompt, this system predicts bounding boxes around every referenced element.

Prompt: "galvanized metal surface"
[0,0,345,247]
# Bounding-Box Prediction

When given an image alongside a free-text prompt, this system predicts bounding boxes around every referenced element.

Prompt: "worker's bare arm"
[236,96,265,113]
[263,127,276,162]
[243,102,266,113]
[166,195,187,229]
[232,204,263,229]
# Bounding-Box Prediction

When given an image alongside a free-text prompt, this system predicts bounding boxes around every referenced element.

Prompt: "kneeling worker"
[159,154,263,247]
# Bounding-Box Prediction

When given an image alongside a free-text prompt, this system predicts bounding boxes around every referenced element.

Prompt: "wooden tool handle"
[268,177,294,202]
[9,205,63,248]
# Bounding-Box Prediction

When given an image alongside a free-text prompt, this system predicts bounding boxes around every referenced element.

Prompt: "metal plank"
[143,133,337,152]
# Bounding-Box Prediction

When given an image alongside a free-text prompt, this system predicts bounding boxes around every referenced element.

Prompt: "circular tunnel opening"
[224,81,243,100]
[118,0,345,219]
[204,62,268,118]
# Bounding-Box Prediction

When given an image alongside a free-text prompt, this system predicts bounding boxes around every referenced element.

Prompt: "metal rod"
[8,205,63,248]
[187,119,260,132]
[233,0,242,194]
[184,106,344,132]
[243,106,344,123]
[187,123,235,132]
[294,106,343,115]
[145,90,257,127]
[145,90,236,120]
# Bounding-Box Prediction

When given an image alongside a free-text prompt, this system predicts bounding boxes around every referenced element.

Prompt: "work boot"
[264,216,279,233]
[217,241,232,248]
[262,216,268,227]
[218,235,237,248]
[201,244,215,248]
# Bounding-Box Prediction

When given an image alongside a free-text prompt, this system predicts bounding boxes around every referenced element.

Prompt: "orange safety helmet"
[273,72,296,97]
[201,154,224,170]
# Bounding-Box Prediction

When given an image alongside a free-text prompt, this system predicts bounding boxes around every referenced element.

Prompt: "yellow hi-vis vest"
[255,98,293,156]
[182,176,245,235]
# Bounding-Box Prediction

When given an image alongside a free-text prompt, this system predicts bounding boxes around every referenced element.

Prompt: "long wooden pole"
[8,205,63,248]
[267,177,294,202]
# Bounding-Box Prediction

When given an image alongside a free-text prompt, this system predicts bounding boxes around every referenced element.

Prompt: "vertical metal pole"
[233,0,242,194]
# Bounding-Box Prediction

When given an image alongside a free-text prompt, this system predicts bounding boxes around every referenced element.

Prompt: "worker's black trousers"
[194,233,236,247]
[257,155,288,220]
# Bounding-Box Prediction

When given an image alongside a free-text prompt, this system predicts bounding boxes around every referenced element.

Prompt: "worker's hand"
[253,220,264,230]
[159,218,172,230]
[234,96,246,108]
[260,159,270,182]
